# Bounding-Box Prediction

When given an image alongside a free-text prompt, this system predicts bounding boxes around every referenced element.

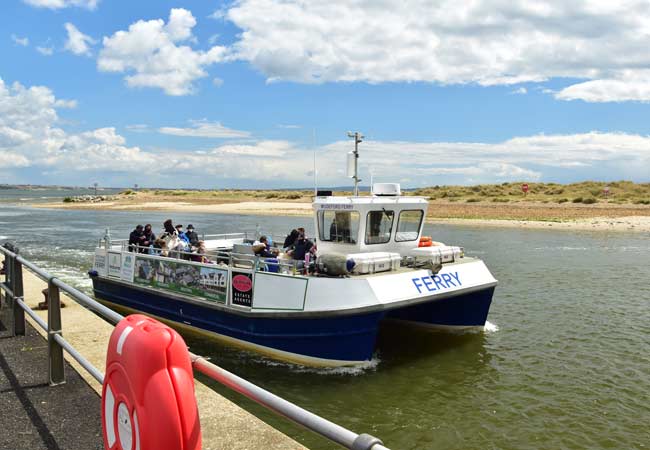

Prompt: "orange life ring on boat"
[418,236,433,247]
[102,314,201,450]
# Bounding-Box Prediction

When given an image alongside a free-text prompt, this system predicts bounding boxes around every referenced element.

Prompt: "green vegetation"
[412,181,650,205]
[63,197,72,203]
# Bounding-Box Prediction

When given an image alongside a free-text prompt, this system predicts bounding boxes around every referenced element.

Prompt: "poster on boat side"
[231,271,253,307]
[107,251,122,278]
[120,253,135,282]
[133,256,228,303]
[93,249,107,276]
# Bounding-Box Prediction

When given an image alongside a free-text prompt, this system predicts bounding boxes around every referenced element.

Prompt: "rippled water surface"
[1,191,649,450]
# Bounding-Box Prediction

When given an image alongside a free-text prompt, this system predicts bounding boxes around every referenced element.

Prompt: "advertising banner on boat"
[107,251,122,278]
[120,253,135,283]
[231,271,253,307]
[94,249,107,277]
[133,256,228,303]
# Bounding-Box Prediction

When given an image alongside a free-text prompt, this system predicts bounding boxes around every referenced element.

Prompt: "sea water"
[1,191,649,450]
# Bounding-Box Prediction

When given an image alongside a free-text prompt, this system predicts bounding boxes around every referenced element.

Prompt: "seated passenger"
[186,224,200,247]
[290,234,314,261]
[176,224,189,244]
[162,219,176,238]
[128,225,145,252]
[191,241,212,263]
[152,238,169,257]
[142,224,156,250]
[253,236,278,258]
[283,229,299,250]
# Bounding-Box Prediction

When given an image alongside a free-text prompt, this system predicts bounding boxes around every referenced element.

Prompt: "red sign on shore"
[522,183,529,194]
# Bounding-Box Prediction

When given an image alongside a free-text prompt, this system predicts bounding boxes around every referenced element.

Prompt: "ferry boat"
[88,140,497,366]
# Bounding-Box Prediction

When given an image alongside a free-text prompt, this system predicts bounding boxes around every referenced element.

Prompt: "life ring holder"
[102,314,201,450]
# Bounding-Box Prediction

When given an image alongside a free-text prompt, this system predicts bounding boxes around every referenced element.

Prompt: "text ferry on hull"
[89,139,498,367]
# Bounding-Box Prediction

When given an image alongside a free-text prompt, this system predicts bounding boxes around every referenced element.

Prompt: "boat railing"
[0,242,389,450]
[102,241,309,276]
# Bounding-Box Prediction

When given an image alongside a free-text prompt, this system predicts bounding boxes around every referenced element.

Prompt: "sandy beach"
[33,197,650,233]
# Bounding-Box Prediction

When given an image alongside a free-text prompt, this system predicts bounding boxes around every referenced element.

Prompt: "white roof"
[313,195,428,208]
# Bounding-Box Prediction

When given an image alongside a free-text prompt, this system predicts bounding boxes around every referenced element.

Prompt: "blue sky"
[1,0,649,188]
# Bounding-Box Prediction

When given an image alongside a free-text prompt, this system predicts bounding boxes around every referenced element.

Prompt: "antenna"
[347,131,363,196]
[313,128,317,197]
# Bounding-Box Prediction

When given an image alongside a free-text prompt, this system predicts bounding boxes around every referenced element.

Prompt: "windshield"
[318,210,359,243]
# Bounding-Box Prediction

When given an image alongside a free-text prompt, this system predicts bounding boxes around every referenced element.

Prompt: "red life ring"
[102,314,201,450]
[418,236,433,247]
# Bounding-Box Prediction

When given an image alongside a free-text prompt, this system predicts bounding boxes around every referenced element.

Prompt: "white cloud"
[11,35,29,46]
[54,99,77,108]
[37,46,54,56]
[511,87,527,95]
[125,124,150,133]
[224,0,650,102]
[3,77,649,187]
[97,8,226,95]
[158,120,250,138]
[64,23,96,56]
[210,140,291,157]
[0,77,146,174]
[555,71,650,103]
[22,0,98,9]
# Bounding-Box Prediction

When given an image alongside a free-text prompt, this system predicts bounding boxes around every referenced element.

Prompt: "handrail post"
[11,247,25,336]
[47,278,65,385]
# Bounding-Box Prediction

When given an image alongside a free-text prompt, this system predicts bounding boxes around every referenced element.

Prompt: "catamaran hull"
[91,275,383,366]
[91,274,495,366]
[385,286,495,330]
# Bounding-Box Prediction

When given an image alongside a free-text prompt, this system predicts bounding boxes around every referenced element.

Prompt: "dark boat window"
[395,210,424,242]
[365,210,394,244]
[318,210,359,243]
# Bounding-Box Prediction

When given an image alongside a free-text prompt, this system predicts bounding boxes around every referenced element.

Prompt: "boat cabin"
[313,183,429,256]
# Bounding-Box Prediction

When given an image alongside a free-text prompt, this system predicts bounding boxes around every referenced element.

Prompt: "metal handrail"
[114,243,306,276]
[0,243,389,450]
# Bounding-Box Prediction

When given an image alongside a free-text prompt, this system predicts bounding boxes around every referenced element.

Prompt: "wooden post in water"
[47,278,65,385]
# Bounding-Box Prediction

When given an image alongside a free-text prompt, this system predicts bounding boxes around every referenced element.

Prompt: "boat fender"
[351,433,384,450]
[102,314,201,450]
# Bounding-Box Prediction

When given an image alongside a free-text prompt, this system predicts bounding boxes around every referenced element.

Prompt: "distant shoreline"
[29,196,650,233]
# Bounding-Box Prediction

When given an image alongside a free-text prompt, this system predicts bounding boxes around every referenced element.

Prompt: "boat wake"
[484,320,499,333]
[257,355,381,376]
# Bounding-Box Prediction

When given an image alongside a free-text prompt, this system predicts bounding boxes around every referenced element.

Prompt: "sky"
[1,0,650,189]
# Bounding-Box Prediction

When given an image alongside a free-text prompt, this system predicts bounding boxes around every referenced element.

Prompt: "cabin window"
[365,210,394,244]
[395,210,424,242]
[318,210,359,243]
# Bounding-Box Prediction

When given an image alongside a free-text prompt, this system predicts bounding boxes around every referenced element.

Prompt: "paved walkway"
[0,303,103,450]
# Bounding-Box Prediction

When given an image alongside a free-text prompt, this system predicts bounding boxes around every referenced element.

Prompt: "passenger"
[290,233,314,261]
[153,238,169,257]
[128,225,145,252]
[329,219,339,241]
[186,224,200,248]
[191,241,212,263]
[283,229,299,250]
[142,224,156,251]
[253,236,278,258]
[162,219,176,237]
[176,224,190,244]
